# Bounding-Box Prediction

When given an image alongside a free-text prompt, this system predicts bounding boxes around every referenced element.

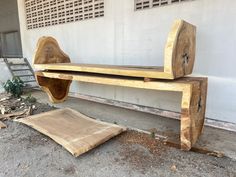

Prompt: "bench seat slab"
[33,19,196,79]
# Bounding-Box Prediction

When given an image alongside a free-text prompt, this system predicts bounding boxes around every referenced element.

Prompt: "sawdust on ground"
[117,130,167,173]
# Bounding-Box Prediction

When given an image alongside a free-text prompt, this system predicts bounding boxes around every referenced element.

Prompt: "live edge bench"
[33,19,208,151]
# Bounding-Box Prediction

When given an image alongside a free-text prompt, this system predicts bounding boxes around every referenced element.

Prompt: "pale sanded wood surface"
[35,71,207,151]
[33,19,196,79]
[35,63,168,79]
[16,108,126,157]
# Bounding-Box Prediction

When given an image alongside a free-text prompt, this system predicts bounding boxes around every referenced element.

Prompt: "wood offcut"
[0,121,6,129]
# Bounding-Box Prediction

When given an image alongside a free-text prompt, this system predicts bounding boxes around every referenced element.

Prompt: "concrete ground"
[1,120,236,177]
[0,90,236,177]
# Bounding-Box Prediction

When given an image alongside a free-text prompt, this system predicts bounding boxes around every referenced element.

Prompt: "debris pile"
[0,93,52,129]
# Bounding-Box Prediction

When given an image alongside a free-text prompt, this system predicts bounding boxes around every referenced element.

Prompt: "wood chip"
[207,151,224,158]
[0,97,10,102]
[0,121,6,129]
[0,106,6,115]
[170,164,177,172]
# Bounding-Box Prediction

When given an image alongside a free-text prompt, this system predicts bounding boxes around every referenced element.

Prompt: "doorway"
[0,0,22,58]
[0,31,22,58]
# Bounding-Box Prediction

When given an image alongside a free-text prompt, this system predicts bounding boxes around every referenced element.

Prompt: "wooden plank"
[36,71,193,92]
[0,121,6,129]
[35,71,207,151]
[35,71,192,104]
[16,108,126,157]
[35,63,164,71]
[33,19,196,79]
[34,63,170,79]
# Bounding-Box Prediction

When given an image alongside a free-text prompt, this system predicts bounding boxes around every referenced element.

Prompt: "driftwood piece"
[16,108,126,157]
[0,108,31,120]
[33,19,196,79]
[35,71,207,151]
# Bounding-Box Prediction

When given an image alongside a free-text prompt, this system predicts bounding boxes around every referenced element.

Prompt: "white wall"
[0,60,12,92]
[17,0,236,123]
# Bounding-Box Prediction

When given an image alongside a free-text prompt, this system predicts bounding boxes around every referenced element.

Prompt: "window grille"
[25,0,104,30]
[135,0,194,10]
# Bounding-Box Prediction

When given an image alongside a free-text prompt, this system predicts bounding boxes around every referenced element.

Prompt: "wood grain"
[16,108,126,157]
[36,76,72,103]
[33,36,70,64]
[164,20,196,78]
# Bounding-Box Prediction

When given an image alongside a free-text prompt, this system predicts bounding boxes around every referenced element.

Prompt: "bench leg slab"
[180,78,207,150]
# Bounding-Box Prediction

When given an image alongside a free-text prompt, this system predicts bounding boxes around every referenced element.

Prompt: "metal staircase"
[4,58,38,90]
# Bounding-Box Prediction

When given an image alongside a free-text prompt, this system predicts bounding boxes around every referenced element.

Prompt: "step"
[9,63,28,66]
[23,80,36,83]
[23,86,38,90]
[12,69,31,72]
[16,74,35,77]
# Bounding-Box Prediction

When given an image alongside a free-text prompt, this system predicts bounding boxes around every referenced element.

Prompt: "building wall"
[0,59,12,92]
[17,0,236,123]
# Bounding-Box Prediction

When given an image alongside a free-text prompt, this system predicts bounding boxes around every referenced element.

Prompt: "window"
[135,0,194,11]
[25,0,105,30]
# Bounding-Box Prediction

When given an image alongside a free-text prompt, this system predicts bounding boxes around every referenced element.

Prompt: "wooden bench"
[33,19,207,151]
[34,19,196,80]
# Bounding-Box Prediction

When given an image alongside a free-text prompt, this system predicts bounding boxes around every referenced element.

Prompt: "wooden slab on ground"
[16,108,127,157]
[34,19,196,79]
